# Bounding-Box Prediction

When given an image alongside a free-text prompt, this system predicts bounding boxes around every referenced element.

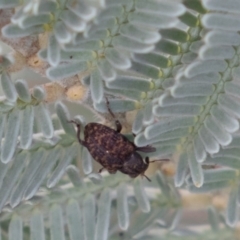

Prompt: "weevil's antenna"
[150,159,169,163]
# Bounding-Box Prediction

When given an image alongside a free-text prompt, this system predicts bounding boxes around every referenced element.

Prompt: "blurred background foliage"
[0,0,239,239]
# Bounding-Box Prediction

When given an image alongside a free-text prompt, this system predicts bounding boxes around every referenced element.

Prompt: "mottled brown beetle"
[70,98,166,181]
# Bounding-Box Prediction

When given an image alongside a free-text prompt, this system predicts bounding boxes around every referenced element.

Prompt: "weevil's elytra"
[70,98,167,181]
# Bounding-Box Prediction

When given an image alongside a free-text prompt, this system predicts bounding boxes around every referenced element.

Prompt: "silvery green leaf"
[144,117,194,140]
[47,144,77,188]
[90,70,104,103]
[199,45,235,60]
[131,60,160,79]
[34,103,54,138]
[188,181,229,193]
[0,100,14,112]
[112,35,154,53]
[213,147,240,158]
[1,109,20,163]
[38,1,57,13]
[55,101,76,137]
[54,21,72,44]
[24,147,61,200]
[106,76,151,91]
[65,40,102,51]
[66,165,85,187]
[33,86,45,101]
[9,216,22,240]
[156,171,171,197]
[185,60,227,78]
[206,155,240,169]
[47,35,60,67]
[60,50,93,62]
[93,18,118,33]
[94,99,137,113]
[133,52,170,68]
[20,105,34,149]
[174,152,188,187]
[153,104,201,117]
[60,50,95,62]
[193,135,206,163]
[136,0,185,16]
[82,147,93,175]
[224,82,240,99]
[66,0,96,21]
[134,179,150,213]
[0,151,26,210]
[19,13,51,29]
[187,146,203,187]
[205,30,240,46]
[1,71,17,102]
[30,210,45,240]
[208,207,219,231]
[171,83,214,97]
[0,114,5,146]
[218,94,240,118]
[10,149,45,208]
[67,199,85,240]
[97,59,116,82]
[198,125,219,154]
[204,115,232,146]
[147,145,175,158]
[60,10,86,32]
[161,28,188,43]
[179,11,198,27]
[203,168,237,183]
[15,79,31,103]
[132,110,144,135]
[117,183,129,230]
[83,194,96,240]
[128,11,178,29]
[177,72,221,84]
[135,131,183,147]
[226,187,239,227]
[38,48,47,61]
[202,0,240,14]
[2,24,43,38]
[210,105,239,133]
[47,62,87,80]
[155,39,180,55]
[105,48,131,70]
[88,173,103,184]
[0,0,18,8]
[202,13,240,31]
[50,205,65,240]
[0,160,9,189]
[97,5,124,20]
[95,189,112,240]
[106,88,142,101]
[142,102,154,125]
[120,24,161,44]
[159,94,207,106]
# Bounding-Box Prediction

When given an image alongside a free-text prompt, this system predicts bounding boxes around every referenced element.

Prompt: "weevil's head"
[119,152,151,181]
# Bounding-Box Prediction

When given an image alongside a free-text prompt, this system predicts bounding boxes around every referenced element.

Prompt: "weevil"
[70,98,167,181]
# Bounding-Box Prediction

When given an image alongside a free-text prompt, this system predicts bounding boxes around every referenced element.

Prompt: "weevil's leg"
[68,120,87,147]
[136,146,156,153]
[98,167,105,173]
[150,159,169,163]
[105,97,122,133]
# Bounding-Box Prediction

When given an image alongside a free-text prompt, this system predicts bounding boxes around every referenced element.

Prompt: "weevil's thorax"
[84,123,135,167]
[119,152,149,178]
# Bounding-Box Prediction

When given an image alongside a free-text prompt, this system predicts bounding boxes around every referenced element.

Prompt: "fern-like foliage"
[0,0,239,239]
